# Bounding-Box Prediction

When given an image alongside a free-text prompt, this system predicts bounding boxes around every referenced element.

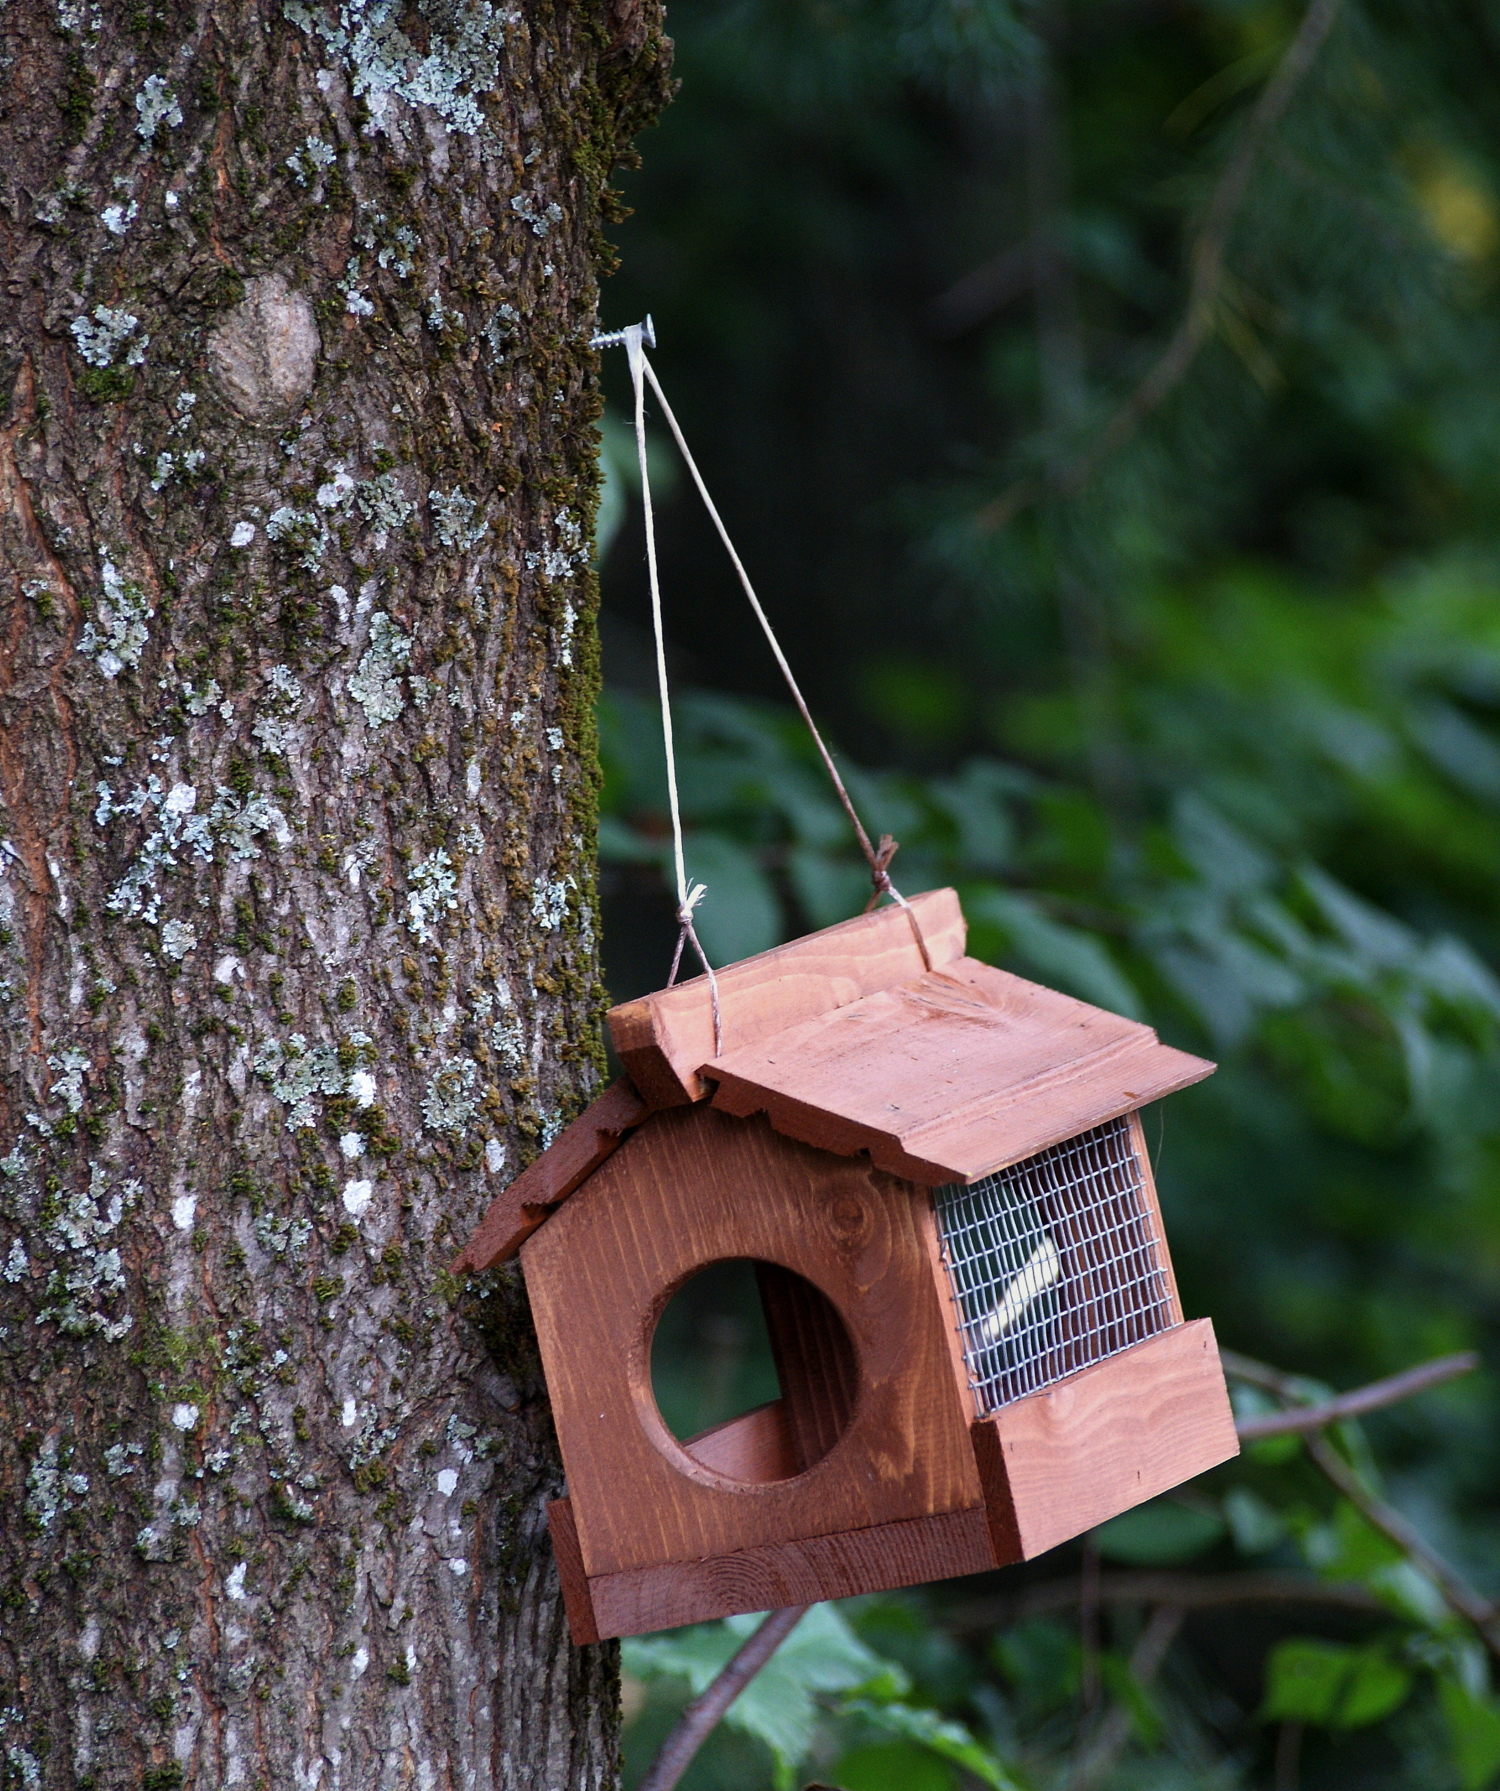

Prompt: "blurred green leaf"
[680,833,782,963]
[967,889,1144,1017]
[623,1604,902,1785]
[829,1739,955,1791]
[835,1699,1025,1791]
[1098,1653,1166,1748]
[1224,1486,1289,1555]
[1262,1639,1413,1729]
[1441,1680,1500,1790]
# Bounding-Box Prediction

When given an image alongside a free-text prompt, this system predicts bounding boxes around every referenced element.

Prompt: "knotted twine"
[624,325,724,1051]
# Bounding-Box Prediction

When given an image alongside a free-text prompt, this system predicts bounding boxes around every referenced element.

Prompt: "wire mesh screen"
[932,1116,1175,1417]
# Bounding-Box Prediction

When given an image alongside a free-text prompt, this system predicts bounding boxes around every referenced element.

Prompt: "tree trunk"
[0,3,670,1785]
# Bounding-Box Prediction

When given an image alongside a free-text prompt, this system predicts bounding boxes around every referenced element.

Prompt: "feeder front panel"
[520,1103,984,1581]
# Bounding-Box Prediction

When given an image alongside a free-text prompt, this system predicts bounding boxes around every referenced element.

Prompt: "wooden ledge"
[548,1498,997,1642]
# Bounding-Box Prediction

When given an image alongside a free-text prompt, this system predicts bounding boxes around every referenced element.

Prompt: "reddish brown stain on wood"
[522,1104,982,1579]
[969,1320,1239,1560]
[708,957,1214,1184]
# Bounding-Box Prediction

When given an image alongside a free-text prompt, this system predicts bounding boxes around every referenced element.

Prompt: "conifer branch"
[976,0,1342,533]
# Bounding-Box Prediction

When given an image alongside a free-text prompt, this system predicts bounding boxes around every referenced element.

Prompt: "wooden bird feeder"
[455,889,1239,1643]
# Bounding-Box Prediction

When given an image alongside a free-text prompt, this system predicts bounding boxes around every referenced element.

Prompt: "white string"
[625,326,723,1049]
[638,354,932,972]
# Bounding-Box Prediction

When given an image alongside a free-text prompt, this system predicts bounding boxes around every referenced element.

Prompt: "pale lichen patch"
[530,876,569,932]
[510,192,562,237]
[252,1034,350,1131]
[266,505,326,573]
[429,487,485,551]
[286,135,337,186]
[35,1164,139,1339]
[406,848,457,945]
[79,557,152,678]
[160,918,197,959]
[356,472,415,536]
[25,1433,87,1533]
[282,0,521,140]
[134,73,183,142]
[48,1046,90,1114]
[95,774,289,924]
[420,1057,479,1134]
[348,611,411,726]
[70,307,147,369]
[252,665,306,756]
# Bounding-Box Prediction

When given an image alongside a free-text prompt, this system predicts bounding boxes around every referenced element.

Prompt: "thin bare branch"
[1233,1351,1480,1438]
[945,1569,1384,1635]
[1219,1347,1309,1395]
[1069,1604,1185,1791]
[975,0,1342,533]
[636,1605,808,1791]
[1224,1349,1499,1657]
[1304,1433,1500,1657]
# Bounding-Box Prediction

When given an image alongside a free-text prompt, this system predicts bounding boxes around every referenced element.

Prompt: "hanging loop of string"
[623,324,724,1052]
[633,353,932,973]
[601,316,934,1016]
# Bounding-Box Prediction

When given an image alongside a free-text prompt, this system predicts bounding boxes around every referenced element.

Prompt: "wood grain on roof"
[706,958,1214,1184]
[607,886,966,1106]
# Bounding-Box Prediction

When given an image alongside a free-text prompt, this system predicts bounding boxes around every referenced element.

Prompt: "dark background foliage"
[587,1,1500,1784]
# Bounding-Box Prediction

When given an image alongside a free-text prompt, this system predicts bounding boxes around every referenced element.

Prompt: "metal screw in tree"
[932,1116,1175,1415]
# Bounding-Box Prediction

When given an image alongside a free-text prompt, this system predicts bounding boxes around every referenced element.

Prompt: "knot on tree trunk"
[207,273,321,418]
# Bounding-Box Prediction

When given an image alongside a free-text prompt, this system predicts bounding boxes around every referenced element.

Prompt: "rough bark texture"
[0,3,671,1785]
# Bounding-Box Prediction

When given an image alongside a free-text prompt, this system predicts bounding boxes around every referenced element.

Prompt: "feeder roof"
[453,889,1212,1273]
[610,888,1212,1186]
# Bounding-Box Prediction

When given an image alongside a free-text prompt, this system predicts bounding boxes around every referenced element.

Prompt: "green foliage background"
[588,0,1500,1784]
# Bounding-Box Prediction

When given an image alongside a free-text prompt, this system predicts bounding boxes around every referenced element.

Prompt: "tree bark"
[0,3,670,1785]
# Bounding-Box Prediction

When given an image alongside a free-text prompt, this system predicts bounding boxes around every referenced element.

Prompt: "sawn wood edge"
[567,1504,998,1641]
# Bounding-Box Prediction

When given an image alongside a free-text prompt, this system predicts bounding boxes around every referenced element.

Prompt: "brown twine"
[665,882,723,1051]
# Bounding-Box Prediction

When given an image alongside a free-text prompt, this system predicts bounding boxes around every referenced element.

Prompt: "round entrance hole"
[649,1258,859,1485]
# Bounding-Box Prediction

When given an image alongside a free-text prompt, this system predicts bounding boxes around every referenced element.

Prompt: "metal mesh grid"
[932,1115,1174,1417]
